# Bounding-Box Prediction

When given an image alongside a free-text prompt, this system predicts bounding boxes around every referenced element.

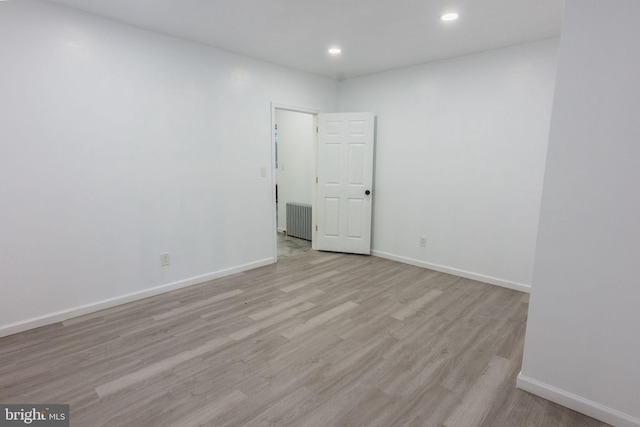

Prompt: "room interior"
[0,0,638,426]
[273,108,314,257]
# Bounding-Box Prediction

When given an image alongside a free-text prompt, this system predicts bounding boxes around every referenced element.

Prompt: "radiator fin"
[286,203,312,241]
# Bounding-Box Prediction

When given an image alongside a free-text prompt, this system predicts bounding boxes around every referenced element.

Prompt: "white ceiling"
[44,0,564,80]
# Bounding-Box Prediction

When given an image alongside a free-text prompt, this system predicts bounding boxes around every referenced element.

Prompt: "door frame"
[270,102,319,261]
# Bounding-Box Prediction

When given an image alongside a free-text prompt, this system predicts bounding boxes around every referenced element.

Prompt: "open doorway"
[273,107,317,260]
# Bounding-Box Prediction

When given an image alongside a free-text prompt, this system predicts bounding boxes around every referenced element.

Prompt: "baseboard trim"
[0,257,275,338]
[371,250,531,293]
[516,374,640,427]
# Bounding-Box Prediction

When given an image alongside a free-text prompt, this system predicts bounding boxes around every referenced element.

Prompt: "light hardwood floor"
[0,251,609,426]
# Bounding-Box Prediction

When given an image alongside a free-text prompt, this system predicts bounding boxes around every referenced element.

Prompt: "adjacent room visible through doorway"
[274,107,316,259]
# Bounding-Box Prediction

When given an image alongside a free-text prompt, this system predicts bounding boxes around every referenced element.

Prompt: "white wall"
[518,1,640,426]
[275,109,315,232]
[0,0,337,336]
[339,39,558,291]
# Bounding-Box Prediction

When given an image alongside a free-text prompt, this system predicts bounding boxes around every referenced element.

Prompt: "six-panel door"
[315,112,375,255]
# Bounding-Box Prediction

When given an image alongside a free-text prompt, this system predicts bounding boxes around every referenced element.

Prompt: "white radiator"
[286,203,312,241]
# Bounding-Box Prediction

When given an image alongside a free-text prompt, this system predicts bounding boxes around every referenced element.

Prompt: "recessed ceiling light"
[441,12,459,22]
[328,47,342,55]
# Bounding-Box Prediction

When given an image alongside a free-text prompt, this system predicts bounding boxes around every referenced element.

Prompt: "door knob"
[365,190,371,195]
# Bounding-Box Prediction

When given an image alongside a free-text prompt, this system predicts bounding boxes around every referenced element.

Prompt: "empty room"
[1,0,638,426]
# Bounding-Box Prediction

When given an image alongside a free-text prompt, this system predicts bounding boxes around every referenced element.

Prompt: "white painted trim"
[371,250,531,293]
[517,374,640,427]
[0,258,274,338]
[270,103,279,263]
[277,227,286,234]
[311,114,318,251]
[271,103,320,115]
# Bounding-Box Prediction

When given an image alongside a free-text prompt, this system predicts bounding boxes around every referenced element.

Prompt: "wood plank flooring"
[0,251,609,426]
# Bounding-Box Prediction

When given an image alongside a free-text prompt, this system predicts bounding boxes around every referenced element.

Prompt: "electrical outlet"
[161,253,170,266]
[419,236,427,247]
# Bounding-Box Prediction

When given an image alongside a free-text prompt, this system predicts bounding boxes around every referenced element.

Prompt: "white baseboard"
[277,227,286,234]
[517,374,640,427]
[371,250,531,293]
[0,257,275,338]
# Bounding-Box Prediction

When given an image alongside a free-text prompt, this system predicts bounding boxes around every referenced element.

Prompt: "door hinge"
[316,126,319,133]
[316,177,318,183]
[315,225,318,231]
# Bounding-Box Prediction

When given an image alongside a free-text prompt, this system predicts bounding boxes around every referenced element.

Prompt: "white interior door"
[315,112,375,254]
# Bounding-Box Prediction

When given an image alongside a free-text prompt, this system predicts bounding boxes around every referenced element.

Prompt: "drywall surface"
[0,0,336,334]
[519,1,640,425]
[338,39,558,290]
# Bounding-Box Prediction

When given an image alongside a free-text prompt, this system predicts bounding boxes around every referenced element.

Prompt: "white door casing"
[315,112,375,255]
